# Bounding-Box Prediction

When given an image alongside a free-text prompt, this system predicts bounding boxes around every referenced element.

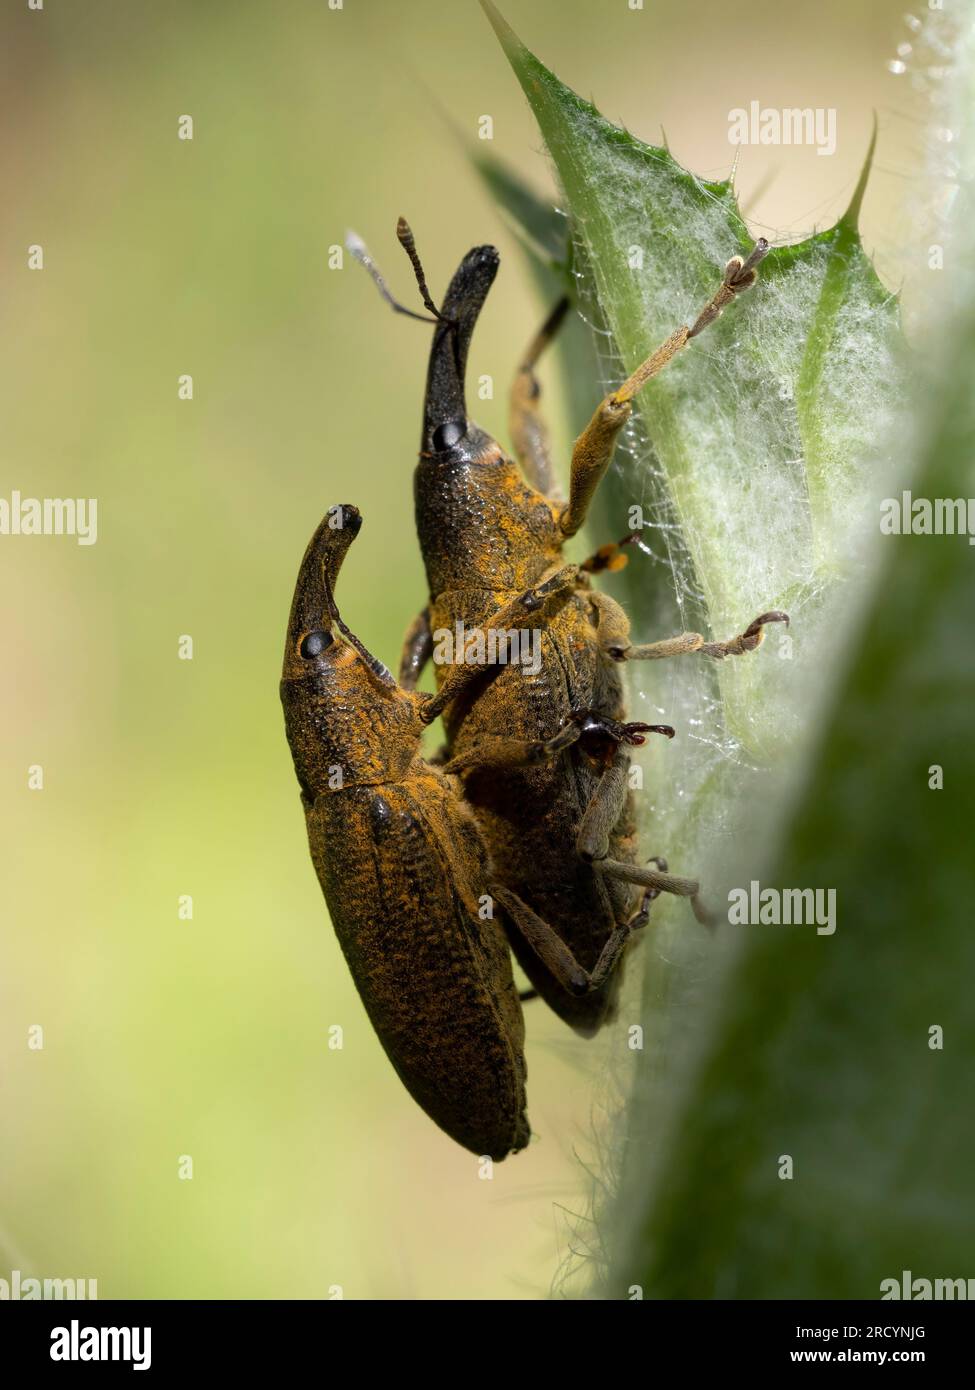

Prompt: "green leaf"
[615,332,975,1294]
[481,0,905,764]
[478,1,974,1300]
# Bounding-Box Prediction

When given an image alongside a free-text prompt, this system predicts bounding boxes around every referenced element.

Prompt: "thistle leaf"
[477,1,974,1301]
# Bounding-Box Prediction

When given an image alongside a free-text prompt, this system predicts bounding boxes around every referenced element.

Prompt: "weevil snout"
[422,244,500,458]
[281,506,423,797]
[350,222,502,464]
[282,504,393,688]
[283,504,360,665]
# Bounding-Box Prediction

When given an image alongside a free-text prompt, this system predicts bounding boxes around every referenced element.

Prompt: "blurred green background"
[1,0,926,1298]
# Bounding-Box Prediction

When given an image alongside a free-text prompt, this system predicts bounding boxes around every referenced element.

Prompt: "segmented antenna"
[396,218,452,323]
[344,228,440,325]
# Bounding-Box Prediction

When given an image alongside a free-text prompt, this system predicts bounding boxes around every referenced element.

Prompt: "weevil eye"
[432,419,466,451]
[300,630,333,659]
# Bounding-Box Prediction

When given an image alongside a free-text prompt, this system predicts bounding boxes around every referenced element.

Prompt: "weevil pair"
[281,223,788,1160]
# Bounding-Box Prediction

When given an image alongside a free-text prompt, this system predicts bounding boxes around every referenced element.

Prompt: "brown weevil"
[280,503,530,1158]
[352,222,788,1034]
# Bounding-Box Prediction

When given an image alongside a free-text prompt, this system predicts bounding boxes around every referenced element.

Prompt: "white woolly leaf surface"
[476,2,973,1301]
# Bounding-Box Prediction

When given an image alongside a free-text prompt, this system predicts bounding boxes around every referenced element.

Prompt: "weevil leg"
[610,610,790,664]
[624,857,671,929]
[576,747,631,864]
[509,297,570,499]
[596,856,713,926]
[579,532,640,576]
[491,883,649,998]
[442,710,664,777]
[399,606,433,689]
[559,240,769,539]
[443,722,582,775]
[696,609,790,659]
[558,387,635,540]
[420,564,578,724]
[518,987,540,1002]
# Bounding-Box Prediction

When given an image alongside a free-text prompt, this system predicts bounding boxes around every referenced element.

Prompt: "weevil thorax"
[415,246,563,598]
[280,505,424,800]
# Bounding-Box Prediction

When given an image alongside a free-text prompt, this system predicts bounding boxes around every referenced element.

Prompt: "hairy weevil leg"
[443,709,668,777]
[575,727,675,860]
[419,563,578,724]
[509,297,570,499]
[491,883,647,998]
[559,240,769,540]
[558,388,634,539]
[576,747,631,864]
[619,632,708,660]
[493,860,674,1003]
[611,610,790,664]
[399,606,433,689]
[443,707,589,775]
[622,857,672,933]
[697,609,790,659]
[518,987,540,1003]
[443,723,582,776]
[596,856,713,926]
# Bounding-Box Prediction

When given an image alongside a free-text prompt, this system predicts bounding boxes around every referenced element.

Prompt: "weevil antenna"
[345,229,442,325]
[396,217,455,324]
